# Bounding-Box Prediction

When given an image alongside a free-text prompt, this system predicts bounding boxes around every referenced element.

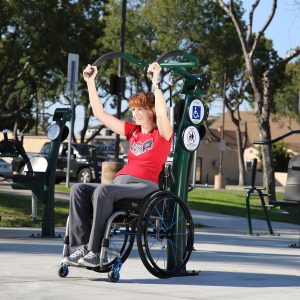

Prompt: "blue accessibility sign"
[189,99,205,124]
[192,106,201,120]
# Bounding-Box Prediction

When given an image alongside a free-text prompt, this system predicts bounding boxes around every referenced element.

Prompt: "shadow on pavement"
[117,271,300,287]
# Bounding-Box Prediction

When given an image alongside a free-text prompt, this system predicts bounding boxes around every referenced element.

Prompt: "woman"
[62,62,173,268]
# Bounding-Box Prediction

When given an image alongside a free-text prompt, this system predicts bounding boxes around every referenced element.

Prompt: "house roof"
[209,111,300,152]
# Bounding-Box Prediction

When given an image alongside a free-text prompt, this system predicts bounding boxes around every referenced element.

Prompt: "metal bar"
[257,189,274,235]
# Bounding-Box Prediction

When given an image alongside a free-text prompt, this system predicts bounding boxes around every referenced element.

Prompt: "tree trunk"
[254,70,276,201]
[236,126,246,186]
[256,118,275,200]
[226,107,247,186]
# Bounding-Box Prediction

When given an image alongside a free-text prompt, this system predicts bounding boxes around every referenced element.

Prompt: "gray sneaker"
[78,251,100,267]
[62,246,88,266]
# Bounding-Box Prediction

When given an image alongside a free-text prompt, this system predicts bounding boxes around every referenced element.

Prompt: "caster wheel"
[108,270,120,282]
[58,264,69,278]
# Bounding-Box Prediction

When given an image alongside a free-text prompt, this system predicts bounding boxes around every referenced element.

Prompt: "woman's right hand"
[83,64,97,82]
[147,62,161,85]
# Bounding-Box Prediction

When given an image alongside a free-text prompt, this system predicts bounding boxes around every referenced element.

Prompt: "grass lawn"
[188,187,300,225]
[0,186,299,227]
[0,194,69,227]
[55,184,72,193]
[0,183,72,227]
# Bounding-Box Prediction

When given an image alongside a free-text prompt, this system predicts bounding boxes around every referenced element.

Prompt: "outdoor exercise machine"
[245,130,300,240]
[0,108,71,237]
[84,50,210,204]
[59,50,210,281]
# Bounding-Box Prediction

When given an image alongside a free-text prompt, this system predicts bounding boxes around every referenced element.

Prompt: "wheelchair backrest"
[158,164,174,191]
[284,155,300,202]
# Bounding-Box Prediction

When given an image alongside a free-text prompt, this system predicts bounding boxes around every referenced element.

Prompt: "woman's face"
[131,107,155,125]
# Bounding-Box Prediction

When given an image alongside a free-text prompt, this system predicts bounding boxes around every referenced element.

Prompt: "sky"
[48,1,300,134]
[245,0,300,57]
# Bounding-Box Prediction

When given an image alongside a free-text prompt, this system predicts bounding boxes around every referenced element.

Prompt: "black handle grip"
[147,71,154,80]
[151,50,185,80]
[83,68,95,79]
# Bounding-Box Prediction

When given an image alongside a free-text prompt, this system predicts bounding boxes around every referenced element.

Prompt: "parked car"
[0,158,12,178]
[11,142,108,183]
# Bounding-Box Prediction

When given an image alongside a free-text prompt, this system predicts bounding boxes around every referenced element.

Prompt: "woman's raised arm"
[83,65,125,136]
[147,62,173,141]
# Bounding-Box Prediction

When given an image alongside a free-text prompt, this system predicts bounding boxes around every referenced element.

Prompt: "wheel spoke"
[167,215,185,231]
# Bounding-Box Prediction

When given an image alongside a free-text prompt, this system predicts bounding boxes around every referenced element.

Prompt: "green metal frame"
[245,186,274,235]
[5,108,71,237]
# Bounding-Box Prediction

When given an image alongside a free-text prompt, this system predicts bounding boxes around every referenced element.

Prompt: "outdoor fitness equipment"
[0,108,71,237]
[59,50,210,281]
[245,130,300,239]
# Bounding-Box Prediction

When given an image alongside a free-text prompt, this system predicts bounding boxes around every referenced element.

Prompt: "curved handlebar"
[254,130,300,145]
[93,52,148,68]
[155,50,199,67]
[148,50,199,80]
[84,50,199,80]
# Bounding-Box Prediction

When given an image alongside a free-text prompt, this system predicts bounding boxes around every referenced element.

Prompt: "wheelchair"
[58,166,195,282]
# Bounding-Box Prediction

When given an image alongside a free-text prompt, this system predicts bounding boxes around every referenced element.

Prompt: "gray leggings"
[68,175,159,252]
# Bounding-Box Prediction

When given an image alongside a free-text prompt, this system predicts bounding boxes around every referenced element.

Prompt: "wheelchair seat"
[112,164,172,214]
[113,193,155,214]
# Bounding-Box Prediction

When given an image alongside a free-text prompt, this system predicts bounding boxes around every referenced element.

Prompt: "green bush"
[258,141,290,172]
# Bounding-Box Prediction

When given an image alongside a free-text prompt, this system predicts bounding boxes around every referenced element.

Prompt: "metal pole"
[218,72,226,176]
[169,94,193,272]
[114,0,127,159]
[66,61,76,187]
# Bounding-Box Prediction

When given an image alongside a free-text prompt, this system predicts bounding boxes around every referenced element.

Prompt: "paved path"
[0,181,299,299]
[0,214,299,299]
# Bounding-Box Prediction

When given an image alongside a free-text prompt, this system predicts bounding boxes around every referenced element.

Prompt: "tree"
[274,60,300,124]
[0,0,107,139]
[219,0,300,200]
[258,141,290,172]
[87,0,183,143]
[141,0,251,185]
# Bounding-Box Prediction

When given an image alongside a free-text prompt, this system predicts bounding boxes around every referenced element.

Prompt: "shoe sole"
[78,259,100,268]
[62,258,81,267]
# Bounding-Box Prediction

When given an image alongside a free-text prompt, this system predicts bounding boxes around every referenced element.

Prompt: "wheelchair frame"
[59,188,194,282]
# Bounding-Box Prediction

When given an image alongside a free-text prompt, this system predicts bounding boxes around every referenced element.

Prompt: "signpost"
[66,53,79,187]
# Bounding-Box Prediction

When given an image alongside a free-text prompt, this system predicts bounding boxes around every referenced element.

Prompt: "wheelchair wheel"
[58,263,69,278]
[97,220,136,273]
[136,191,194,278]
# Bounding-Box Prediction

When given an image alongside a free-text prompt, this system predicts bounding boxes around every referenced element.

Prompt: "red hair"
[128,92,155,109]
[128,92,156,122]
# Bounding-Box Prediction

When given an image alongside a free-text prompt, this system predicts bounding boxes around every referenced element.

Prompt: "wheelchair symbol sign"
[192,106,201,119]
[188,99,205,124]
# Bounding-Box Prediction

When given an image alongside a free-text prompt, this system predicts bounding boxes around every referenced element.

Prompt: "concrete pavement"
[0,211,299,299]
[0,181,299,299]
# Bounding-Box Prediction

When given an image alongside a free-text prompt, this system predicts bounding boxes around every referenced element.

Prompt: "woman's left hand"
[147,62,161,85]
